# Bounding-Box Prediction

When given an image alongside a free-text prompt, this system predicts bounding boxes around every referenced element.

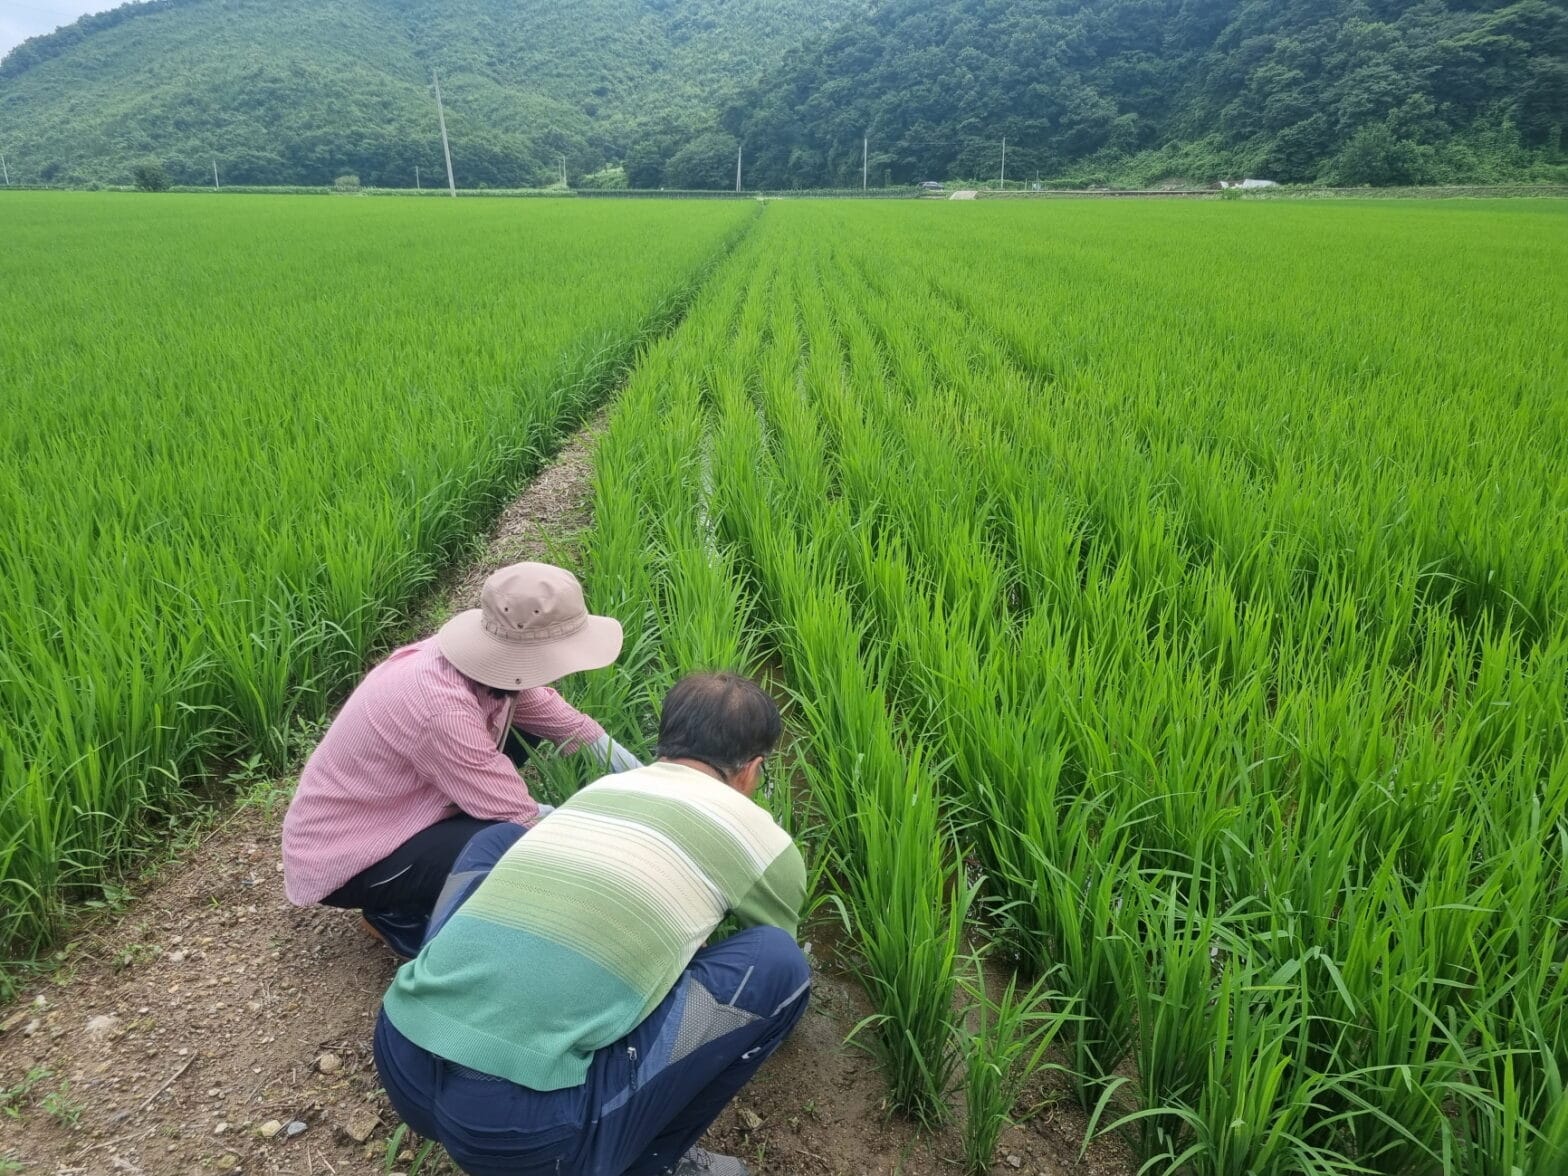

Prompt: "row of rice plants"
[0,193,756,965]
[569,219,991,1147]
[582,200,1565,1174]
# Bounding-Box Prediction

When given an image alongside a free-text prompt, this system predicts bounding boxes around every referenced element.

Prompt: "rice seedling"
[957,955,1077,1175]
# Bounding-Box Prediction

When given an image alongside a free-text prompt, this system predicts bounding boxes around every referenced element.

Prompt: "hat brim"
[435,609,624,691]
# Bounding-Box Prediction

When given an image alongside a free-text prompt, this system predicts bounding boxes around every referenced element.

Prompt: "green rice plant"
[1124,873,1240,1159]
[761,540,972,1125]
[957,954,1077,1175]
[577,231,977,1126]
[565,197,1566,1172]
[834,755,973,1127]
[1093,961,1359,1176]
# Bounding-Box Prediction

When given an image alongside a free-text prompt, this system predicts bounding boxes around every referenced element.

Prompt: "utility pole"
[433,70,457,197]
[1,153,9,186]
[415,164,421,190]
[735,143,743,193]
[560,153,567,187]
[1000,136,1006,189]
[213,159,220,190]
[863,135,868,191]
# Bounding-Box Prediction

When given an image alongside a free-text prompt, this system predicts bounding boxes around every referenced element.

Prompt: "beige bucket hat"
[436,563,624,690]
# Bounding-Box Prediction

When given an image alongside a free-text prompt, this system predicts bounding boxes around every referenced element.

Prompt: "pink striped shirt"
[282,639,606,905]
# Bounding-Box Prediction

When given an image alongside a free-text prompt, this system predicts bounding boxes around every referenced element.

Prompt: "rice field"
[2,193,1565,1174]
[0,193,754,958]
[572,200,1568,1174]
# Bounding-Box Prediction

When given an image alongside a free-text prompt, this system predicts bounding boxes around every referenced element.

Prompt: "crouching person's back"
[373,673,808,1176]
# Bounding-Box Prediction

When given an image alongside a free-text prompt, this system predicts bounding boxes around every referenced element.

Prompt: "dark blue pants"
[336,730,548,956]
[373,825,812,1176]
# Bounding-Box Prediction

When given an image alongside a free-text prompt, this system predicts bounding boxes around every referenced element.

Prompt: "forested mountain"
[1,0,1563,188]
[0,0,849,187]
[726,0,1567,187]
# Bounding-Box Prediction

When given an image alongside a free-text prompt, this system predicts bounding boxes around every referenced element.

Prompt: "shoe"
[667,1146,751,1175]
[358,911,425,960]
[358,914,388,947]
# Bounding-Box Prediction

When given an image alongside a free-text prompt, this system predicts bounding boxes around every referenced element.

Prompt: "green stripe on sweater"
[384,919,644,1091]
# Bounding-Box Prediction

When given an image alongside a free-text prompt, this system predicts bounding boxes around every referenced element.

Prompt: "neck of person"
[661,757,728,784]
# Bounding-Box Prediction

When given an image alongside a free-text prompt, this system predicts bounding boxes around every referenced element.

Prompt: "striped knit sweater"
[381,761,807,1091]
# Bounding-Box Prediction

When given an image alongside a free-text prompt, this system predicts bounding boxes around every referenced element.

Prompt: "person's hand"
[589,734,642,774]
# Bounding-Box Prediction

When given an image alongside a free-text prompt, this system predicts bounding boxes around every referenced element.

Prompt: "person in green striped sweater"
[374,672,810,1176]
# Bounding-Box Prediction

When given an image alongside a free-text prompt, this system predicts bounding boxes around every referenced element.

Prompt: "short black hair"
[655,673,782,773]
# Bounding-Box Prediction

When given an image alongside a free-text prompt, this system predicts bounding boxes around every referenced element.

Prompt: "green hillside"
[2,0,1564,189]
[726,0,1568,188]
[0,0,849,187]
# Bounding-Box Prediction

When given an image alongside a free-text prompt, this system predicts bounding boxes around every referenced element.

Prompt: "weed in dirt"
[80,881,134,915]
[384,1123,450,1174]
[38,1079,83,1129]
[0,1065,54,1120]
[111,941,161,972]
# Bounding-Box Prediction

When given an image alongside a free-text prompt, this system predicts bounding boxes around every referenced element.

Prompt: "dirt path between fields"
[0,415,1131,1176]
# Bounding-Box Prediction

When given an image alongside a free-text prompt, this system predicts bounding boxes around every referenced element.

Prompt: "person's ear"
[732,756,763,798]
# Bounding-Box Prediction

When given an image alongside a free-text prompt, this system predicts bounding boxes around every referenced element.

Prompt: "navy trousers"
[373,825,812,1176]
[328,730,548,956]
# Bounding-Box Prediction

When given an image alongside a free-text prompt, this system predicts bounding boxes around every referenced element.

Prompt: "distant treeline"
[715,0,1568,188]
[0,0,1563,189]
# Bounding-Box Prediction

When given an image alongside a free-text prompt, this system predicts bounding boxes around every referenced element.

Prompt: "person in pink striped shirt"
[282,563,641,956]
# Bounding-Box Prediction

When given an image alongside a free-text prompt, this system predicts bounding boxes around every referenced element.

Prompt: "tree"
[131,162,170,191]
[663,132,740,189]
[1329,122,1425,186]
[1260,115,1334,182]
[624,140,667,188]
[0,0,841,188]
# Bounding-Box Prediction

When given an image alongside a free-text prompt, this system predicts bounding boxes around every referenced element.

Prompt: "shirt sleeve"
[732,844,808,939]
[414,708,541,827]
[509,686,607,754]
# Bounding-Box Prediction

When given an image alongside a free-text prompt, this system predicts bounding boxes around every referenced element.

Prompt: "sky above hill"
[1,2,110,58]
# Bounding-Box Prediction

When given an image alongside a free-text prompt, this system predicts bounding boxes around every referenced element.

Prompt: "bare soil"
[0,417,1131,1176]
